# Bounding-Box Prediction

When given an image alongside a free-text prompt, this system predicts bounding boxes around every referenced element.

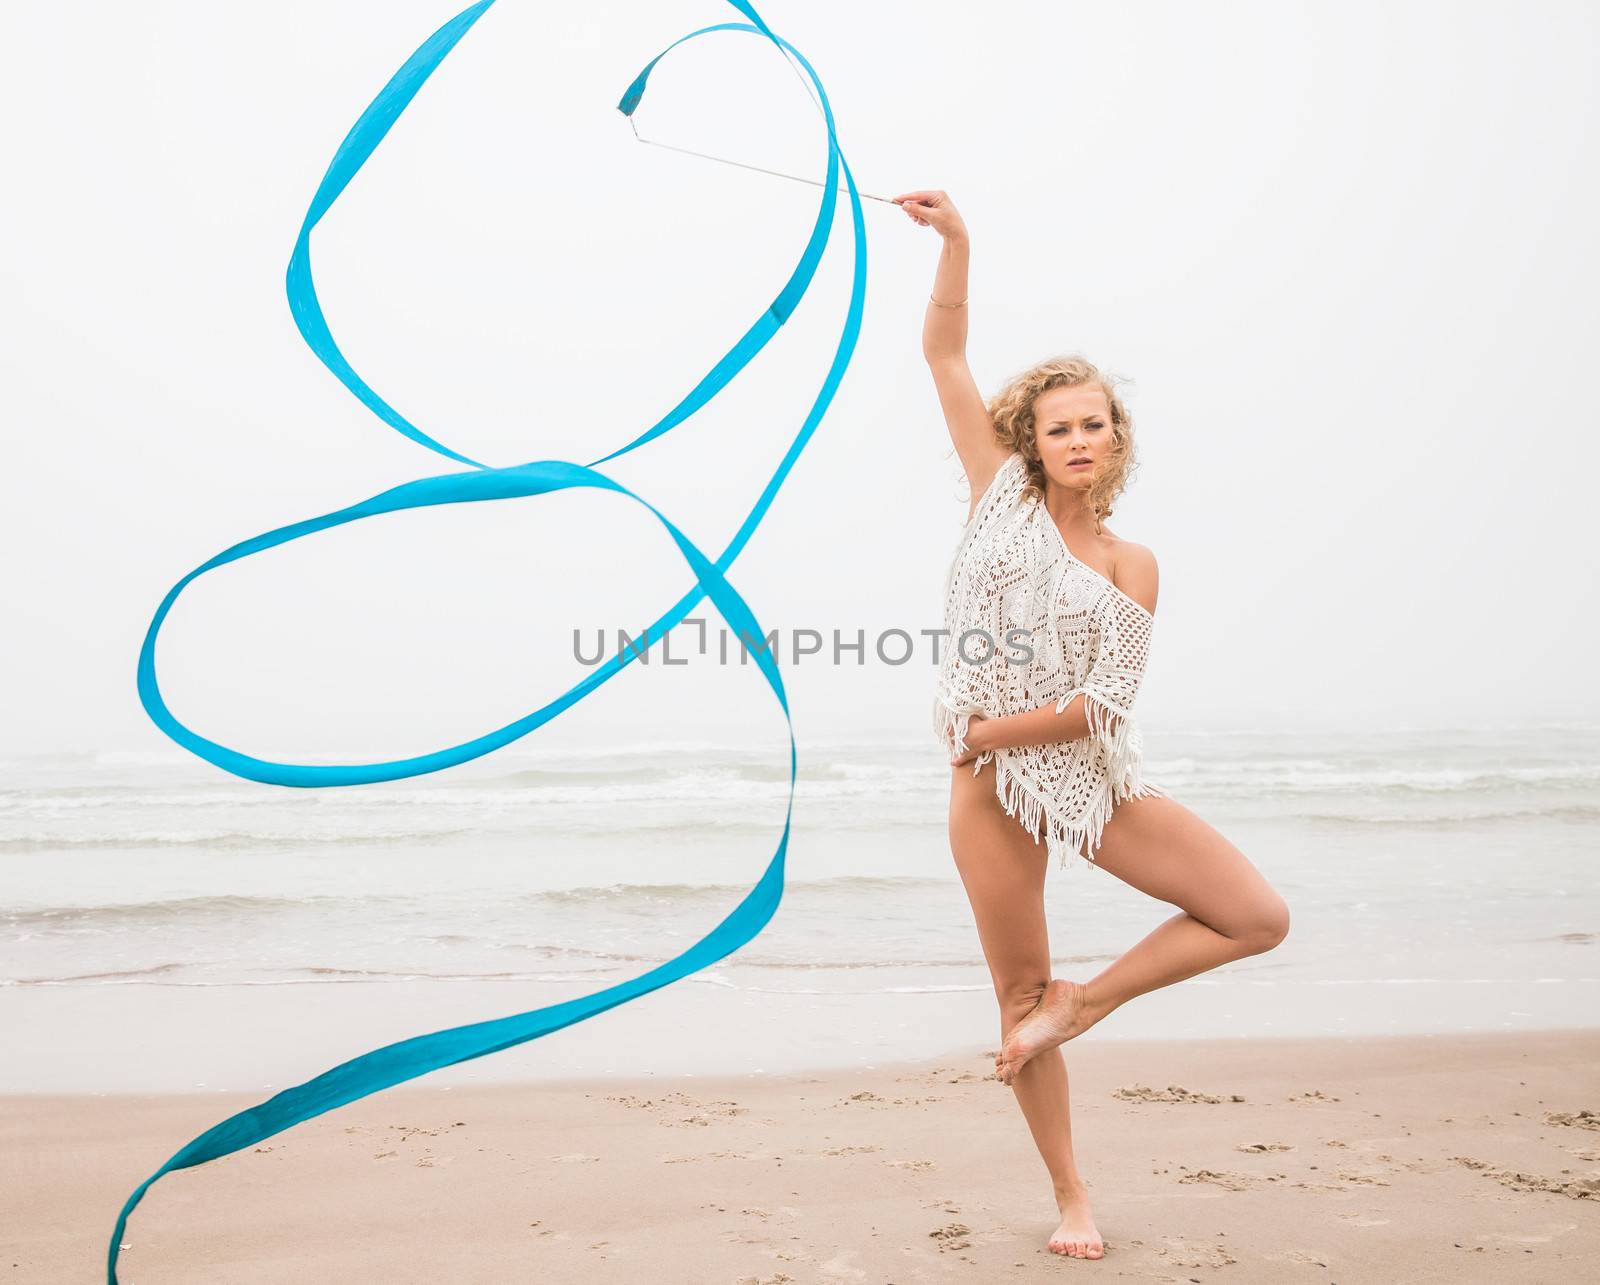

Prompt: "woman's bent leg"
[1082,792,1290,1024]
[996,791,1291,1082]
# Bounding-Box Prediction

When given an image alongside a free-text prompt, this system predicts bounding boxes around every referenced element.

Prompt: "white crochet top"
[932,450,1168,870]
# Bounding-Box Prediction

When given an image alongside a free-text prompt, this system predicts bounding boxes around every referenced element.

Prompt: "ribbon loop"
[110,2,867,1279]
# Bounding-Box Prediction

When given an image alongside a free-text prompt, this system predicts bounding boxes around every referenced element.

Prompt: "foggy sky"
[4,0,1596,761]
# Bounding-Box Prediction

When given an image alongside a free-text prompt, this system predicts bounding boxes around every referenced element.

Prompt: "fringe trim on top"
[932,695,994,774]
[1010,687,1170,872]
[935,689,1168,872]
[1058,686,1139,796]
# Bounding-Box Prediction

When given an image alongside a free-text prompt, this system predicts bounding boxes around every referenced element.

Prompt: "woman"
[896,189,1292,1261]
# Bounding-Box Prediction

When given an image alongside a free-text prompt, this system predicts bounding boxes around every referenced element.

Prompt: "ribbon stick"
[111,1,867,1278]
[626,115,900,203]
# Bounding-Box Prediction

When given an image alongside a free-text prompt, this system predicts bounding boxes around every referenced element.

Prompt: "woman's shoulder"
[1107,538,1159,616]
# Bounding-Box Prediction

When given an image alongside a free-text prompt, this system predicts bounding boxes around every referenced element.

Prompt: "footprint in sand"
[1114,1084,1245,1104]
[1156,1240,1238,1269]
[386,1124,443,1140]
[1453,1155,1600,1200]
[1545,1109,1600,1131]
[603,1092,734,1128]
[1176,1168,1254,1191]
[1335,1170,1391,1187]
[1289,1090,1342,1104]
[1236,1142,1294,1153]
[929,1222,972,1251]
[668,1107,755,1126]
[886,1159,936,1170]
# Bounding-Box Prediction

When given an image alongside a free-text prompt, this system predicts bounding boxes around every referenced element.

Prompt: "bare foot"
[994,980,1099,1085]
[1048,1181,1105,1259]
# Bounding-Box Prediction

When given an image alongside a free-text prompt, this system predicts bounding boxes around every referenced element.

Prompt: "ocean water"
[2,726,1596,1090]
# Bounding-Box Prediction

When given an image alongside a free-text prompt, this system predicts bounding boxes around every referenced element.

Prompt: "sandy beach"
[4,1028,1595,1282]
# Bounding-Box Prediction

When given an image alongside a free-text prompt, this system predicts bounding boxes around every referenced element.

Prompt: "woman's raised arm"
[896,190,1009,502]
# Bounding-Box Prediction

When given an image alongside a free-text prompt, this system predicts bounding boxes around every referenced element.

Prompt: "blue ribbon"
[112,1,866,1277]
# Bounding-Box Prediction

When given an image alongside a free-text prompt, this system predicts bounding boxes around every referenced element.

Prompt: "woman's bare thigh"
[1089,791,1288,939]
[948,756,1053,1004]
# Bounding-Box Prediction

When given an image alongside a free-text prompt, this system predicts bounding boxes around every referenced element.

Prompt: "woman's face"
[1033,384,1113,491]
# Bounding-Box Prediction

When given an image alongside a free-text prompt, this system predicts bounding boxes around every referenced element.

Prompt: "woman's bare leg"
[996,791,1290,1084]
[949,755,1105,1260]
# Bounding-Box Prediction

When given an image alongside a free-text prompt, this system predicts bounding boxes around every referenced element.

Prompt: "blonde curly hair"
[984,354,1141,532]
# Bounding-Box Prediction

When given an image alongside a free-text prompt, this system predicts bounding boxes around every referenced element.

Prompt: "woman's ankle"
[1079,977,1119,1025]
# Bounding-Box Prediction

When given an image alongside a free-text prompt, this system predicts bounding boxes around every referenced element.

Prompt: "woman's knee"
[1238,893,1290,955]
